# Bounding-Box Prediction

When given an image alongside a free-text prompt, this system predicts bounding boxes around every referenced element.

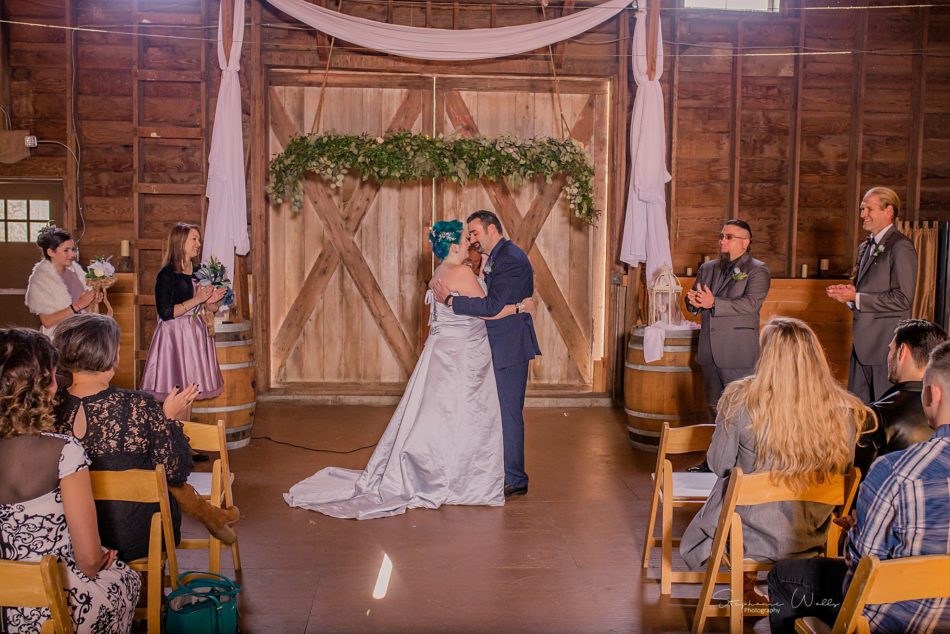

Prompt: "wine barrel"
[192,321,256,449]
[623,326,707,451]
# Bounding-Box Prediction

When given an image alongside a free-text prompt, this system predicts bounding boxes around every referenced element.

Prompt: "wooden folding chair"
[90,465,179,634]
[692,467,859,634]
[795,554,950,634]
[642,422,718,594]
[179,420,241,574]
[0,555,71,634]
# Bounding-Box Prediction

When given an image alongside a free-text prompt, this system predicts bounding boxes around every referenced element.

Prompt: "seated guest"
[680,317,871,605]
[0,328,140,633]
[855,319,947,475]
[768,340,950,633]
[51,313,239,563]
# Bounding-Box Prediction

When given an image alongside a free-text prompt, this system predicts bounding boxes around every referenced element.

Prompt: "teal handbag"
[164,571,241,634]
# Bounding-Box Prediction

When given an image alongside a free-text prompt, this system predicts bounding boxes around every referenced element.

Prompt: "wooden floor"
[178,402,772,633]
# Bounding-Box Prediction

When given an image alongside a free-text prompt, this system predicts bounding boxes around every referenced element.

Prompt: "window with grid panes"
[0,198,52,243]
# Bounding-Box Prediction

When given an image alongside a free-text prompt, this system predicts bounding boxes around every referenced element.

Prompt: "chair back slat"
[181,421,224,454]
[663,424,717,455]
[864,554,950,605]
[734,471,847,507]
[0,556,71,633]
[90,468,162,503]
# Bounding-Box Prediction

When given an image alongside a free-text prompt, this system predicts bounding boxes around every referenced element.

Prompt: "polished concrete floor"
[177,402,772,633]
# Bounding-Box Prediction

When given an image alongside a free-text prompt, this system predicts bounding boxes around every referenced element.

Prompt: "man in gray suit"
[827,187,918,403]
[686,219,772,420]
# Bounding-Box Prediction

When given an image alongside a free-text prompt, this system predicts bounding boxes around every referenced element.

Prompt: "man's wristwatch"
[515,302,523,314]
[443,295,452,307]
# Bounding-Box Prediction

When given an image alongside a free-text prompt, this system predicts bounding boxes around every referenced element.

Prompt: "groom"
[432,210,541,497]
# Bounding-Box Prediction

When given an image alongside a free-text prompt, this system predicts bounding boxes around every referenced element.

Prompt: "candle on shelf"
[820,258,829,271]
[120,240,130,257]
[686,267,694,277]
[801,264,808,278]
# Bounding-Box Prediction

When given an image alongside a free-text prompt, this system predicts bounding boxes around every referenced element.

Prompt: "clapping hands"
[687,284,715,309]
[826,284,856,303]
[163,383,200,420]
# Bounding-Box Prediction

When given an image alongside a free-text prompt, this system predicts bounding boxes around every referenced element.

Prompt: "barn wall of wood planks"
[1,0,948,398]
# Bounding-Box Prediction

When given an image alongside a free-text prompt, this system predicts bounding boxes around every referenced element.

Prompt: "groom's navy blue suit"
[452,238,540,489]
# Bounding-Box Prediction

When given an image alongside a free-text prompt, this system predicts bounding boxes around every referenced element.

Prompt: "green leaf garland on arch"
[267,131,598,224]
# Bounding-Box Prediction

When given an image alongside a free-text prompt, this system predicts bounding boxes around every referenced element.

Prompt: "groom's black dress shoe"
[504,484,528,497]
[686,460,712,473]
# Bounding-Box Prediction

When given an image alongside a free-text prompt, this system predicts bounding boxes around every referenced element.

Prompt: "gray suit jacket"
[687,253,771,369]
[851,226,917,366]
[680,406,839,570]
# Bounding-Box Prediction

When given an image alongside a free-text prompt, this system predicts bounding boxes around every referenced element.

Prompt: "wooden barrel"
[623,326,707,451]
[192,321,256,449]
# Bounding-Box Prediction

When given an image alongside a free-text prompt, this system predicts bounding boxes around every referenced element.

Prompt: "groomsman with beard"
[685,220,771,472]
[827,187,918,403]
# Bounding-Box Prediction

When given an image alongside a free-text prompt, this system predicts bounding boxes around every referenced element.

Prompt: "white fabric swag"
[619,2,672,285]
[204,0,250,283]
[264,0,633,61]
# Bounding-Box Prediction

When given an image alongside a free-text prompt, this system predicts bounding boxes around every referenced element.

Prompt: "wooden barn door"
[266,73,609,395]
[437,77,609,393]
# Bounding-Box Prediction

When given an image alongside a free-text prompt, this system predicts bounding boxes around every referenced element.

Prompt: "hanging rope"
[309,0,345,134]
[539,1,573,140]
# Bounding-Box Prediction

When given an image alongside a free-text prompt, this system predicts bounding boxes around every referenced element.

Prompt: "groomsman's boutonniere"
[484,260,493,275]
[730,266,748,281]
[871,243,886,258]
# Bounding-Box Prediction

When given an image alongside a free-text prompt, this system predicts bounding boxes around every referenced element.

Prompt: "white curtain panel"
[204,0,250,281]
[619,2,672,285]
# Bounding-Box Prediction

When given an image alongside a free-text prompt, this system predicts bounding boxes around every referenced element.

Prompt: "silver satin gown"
[283,287,505,519]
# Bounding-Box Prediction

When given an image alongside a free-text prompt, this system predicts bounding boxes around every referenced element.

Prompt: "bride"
[284,220,534,519]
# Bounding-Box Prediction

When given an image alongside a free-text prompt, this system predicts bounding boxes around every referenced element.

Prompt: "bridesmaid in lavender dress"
[140,223,226,417]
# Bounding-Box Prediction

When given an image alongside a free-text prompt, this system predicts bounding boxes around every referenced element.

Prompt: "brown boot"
[743,571,769,605]
[169,483,240,545]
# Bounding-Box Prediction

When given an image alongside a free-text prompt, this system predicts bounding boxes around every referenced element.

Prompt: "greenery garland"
[267,131,598,224]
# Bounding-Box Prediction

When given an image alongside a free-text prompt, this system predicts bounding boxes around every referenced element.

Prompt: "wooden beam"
[221,0,235,63]
[250,0,270,389]
[787,13,806,279]
[444,91,593,383]
[645,0,659,81]
[551,0,577,70]
[846,10,868,263]
[268,90,425,377]
[728,21,743,221]
[64,0,77,234]
[906,7,929,222]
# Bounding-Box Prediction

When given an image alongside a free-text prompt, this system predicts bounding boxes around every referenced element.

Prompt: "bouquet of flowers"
[84,256,117,316]
[194,256,235,336]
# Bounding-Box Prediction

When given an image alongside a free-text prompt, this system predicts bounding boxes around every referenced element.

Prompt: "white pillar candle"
[686,267,694,277]
[801,264,808,278]
[120,239,130,257]
[820,258,829,271]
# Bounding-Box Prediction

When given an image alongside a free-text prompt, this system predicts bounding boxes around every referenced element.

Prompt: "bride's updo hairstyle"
[428,220,464,260]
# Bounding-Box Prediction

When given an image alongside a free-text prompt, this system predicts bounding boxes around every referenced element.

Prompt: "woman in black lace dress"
[52,314,240,559]
[0,328,139,633]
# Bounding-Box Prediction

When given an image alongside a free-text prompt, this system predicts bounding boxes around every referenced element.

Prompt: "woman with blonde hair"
[680,316,872,603]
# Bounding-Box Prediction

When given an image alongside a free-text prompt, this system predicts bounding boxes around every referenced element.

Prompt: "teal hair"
[428,220,464,260]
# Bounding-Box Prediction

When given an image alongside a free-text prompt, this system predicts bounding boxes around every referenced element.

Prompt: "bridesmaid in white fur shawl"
[24,225,98,337]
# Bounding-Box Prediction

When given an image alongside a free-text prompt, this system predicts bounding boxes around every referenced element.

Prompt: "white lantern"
[648,264,683,326]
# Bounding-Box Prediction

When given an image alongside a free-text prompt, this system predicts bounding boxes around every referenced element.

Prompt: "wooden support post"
[727,21,743,221]
[845,10,868,261]
[249,0,269,388]
[64,0,77,234]
[787,13,805,279]
[907,7,929,222]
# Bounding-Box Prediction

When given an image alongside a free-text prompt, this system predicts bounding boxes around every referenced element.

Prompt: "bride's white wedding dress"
[283,285,505,519]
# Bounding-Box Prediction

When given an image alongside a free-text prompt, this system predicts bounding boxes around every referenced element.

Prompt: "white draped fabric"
[203,0,249,282]
[264,0,633,61]
[619,4,672,285]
